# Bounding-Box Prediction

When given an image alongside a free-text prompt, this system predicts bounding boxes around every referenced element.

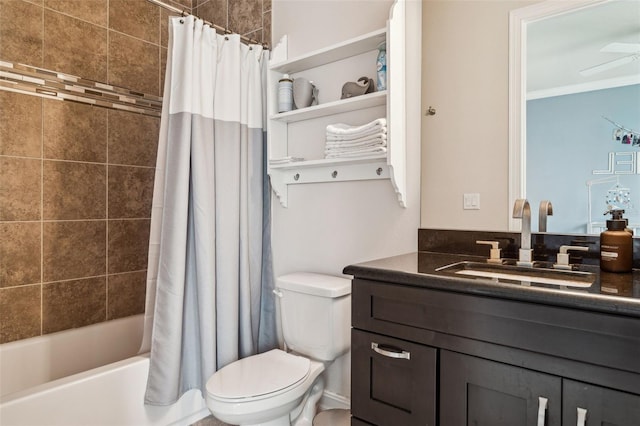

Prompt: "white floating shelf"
[269,155,387,170]
[270,91,387,123]
[268,156,390,208]
[269,28,386,74]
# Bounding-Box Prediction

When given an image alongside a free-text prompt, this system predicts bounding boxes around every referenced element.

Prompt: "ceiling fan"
[580,42,640,76]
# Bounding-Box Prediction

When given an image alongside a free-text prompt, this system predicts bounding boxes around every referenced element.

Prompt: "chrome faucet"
[512,199,534,267]
[538,200,553,232]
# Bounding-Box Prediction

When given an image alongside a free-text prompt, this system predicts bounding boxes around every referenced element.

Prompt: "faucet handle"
[476,240,502,264]
[554,245,589,270]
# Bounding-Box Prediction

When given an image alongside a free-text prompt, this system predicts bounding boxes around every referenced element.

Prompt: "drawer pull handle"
[577,407,587,426]
[371,342,411,360]
[537,396,548,426]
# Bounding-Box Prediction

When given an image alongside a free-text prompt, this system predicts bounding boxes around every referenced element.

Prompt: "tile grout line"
[40,91,44,337]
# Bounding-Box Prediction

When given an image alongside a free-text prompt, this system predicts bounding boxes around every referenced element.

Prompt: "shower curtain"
[141,15,277,406]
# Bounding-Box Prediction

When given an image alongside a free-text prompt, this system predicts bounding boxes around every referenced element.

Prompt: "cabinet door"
[351,329,437,426]
[440,350,561,426]
[563,379,640,426]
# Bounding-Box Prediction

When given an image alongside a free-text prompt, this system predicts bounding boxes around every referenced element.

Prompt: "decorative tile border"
[0,61,162,117]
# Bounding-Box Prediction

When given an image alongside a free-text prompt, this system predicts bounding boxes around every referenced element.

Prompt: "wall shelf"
[269,156,389,203]
[267,0,414,208]
[270,91,387,123]
[269,28,387,74]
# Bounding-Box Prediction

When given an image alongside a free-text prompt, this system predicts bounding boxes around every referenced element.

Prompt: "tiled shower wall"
[0,0,272,344]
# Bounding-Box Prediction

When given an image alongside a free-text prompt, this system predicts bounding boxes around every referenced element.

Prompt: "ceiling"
[527,0,640,97]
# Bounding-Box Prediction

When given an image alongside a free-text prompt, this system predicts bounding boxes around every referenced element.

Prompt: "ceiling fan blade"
[580,54,640,76]
[600,42,640,53]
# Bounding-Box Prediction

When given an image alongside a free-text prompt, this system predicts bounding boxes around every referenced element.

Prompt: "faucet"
[538,200,553,232]
[512,199,534,267]
[553,245,589,270]
[476,240,503,264]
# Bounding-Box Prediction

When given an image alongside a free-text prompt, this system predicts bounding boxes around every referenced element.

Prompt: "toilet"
[205,272,352,426]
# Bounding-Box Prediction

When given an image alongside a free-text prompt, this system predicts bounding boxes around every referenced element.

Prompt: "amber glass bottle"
[600,210,633,273]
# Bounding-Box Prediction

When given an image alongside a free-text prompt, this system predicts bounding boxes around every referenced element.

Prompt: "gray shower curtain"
[141,15,277,406]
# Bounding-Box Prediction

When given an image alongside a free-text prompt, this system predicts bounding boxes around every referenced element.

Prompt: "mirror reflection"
[521,0,640,234]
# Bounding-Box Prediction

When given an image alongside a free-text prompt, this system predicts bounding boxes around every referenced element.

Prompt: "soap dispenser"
[600,209,633,272]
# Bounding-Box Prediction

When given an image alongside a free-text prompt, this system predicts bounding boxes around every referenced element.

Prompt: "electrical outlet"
[463,193,480,210]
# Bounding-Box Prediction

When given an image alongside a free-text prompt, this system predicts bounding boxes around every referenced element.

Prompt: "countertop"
[343,251,640,318]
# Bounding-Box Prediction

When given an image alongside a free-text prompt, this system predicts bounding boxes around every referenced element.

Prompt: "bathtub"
[0,315,210,426]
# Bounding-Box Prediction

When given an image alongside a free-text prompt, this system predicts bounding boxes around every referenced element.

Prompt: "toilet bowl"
[206,349,326,426]
[205,272,352,426]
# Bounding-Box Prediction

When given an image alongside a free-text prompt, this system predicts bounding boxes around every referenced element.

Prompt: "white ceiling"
[527,0,640,97]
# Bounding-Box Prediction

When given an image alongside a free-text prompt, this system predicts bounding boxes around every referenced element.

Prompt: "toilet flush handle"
[272,289,283,298]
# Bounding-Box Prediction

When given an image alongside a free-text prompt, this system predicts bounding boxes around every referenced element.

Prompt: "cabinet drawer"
[351,329,437,426]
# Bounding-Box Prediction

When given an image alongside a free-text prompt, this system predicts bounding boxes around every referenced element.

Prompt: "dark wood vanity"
[346,237,640,426]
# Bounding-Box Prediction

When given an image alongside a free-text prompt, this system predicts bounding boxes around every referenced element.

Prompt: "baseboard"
[319,390,350,411]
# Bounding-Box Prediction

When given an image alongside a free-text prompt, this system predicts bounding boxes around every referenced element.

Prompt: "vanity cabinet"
[350,277,640,426]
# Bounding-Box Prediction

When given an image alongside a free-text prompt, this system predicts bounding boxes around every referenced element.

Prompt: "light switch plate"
[463,193,480,210]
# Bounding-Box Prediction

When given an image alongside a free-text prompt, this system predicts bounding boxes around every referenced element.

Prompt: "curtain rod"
[146,0,270,49]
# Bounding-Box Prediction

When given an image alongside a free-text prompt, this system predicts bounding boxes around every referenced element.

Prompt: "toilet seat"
[206,349,310,401]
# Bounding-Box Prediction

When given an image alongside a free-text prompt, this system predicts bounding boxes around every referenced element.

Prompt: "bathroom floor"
[191,415,231,426]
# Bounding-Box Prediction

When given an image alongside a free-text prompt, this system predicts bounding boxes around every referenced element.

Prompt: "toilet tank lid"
[276,272,351,298]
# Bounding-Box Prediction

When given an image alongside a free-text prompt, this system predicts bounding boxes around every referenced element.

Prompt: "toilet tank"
[276,272,351,361]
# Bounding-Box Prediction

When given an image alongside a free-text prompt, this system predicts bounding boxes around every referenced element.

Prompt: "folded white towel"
[269,156,304,165]
[325,139,387,154]
[326,118,387,138]
[325,146,387,159]
[326,131,387,142]
[325,135,387,148]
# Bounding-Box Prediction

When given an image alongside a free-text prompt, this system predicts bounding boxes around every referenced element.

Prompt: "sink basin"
[435,261,596,288]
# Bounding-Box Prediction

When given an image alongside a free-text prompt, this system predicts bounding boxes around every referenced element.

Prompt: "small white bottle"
[278,74,293,112]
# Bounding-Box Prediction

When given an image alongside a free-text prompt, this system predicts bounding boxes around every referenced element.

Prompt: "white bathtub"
[0,315,210,426]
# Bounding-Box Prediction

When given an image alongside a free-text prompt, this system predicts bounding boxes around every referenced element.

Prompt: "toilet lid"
[206,349,310,399]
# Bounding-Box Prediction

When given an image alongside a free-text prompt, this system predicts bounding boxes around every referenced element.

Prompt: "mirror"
[509,0,640,235]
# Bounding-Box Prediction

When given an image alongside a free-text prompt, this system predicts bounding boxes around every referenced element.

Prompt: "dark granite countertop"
[343,251,640,318]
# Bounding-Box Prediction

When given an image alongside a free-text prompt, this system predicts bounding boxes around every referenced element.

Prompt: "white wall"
[420,0,539,231]
[271,0,420,402]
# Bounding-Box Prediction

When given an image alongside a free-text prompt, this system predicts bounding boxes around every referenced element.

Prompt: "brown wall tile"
[44,100,107,162]
[43,220,106,282]
[263,8,271,45]
[108,219,150,274]
[0,222,41,288]
[44,9,107,81]
[0,157,41,221]
[108,110,159,167]
[108,166,154,219]
[161,47,167,93]
[0,91,42,158]
[195,0,227,28]
[108,31,159,96]
[43,277,106,333]
[229,0,262,36]
[0,285,41,343]
[109,0,159,44]
[107,271,146,319]
[44,0,107,27]
[161,8,180,48]
[0,0,43,67]
[171,0,192,8]
[43,160,106,220]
